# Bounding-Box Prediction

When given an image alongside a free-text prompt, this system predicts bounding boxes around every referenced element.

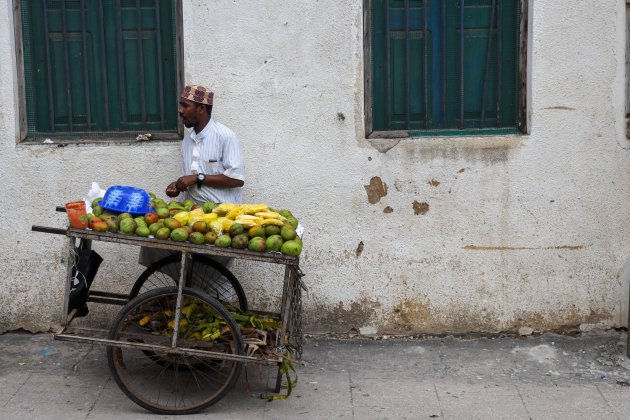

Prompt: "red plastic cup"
[65,201,88,229]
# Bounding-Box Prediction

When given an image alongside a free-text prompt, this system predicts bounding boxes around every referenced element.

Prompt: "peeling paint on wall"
[412,200,429,215]
[369,139,401,153]
[2,0,629,336]
[314,299,383,333]
[355,241,364,258]
[364,176,388,204]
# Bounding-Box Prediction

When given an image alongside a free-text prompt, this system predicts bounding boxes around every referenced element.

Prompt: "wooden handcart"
[32,210,305,415]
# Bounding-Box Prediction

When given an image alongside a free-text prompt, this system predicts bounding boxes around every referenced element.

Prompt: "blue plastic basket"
[99,185,152,215]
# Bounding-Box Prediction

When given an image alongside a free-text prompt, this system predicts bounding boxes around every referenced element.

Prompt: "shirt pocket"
[202,152,223,175]
[205,161,223,175]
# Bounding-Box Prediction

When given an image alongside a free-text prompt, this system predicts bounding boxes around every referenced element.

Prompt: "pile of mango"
[87,196,302,256]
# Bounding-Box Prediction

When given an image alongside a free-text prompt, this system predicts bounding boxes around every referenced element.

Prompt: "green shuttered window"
[369,0,522,135]
[21,0,179,139]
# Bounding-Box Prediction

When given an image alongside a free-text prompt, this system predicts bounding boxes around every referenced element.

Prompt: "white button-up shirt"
[181,119,245,204]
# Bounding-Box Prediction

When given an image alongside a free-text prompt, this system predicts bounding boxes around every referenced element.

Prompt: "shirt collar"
[190,118,214,143]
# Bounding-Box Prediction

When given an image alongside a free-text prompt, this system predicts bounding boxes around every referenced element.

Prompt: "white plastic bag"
[84,182,107,214]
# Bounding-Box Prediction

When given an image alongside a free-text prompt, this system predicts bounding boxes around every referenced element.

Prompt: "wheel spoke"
[107,287,243,414]
[132,256,247,311]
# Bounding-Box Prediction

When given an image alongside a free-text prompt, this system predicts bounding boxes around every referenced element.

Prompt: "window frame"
[363,0,529,139]
[626,0,630,138]
[12,0,185,145]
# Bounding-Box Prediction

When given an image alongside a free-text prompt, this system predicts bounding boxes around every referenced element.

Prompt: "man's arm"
[174,174,243,191]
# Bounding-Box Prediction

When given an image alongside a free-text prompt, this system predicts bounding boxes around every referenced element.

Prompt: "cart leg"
[274,361,283,393]
[171,251,191,348]
[279,266,296,348]
[61,236,77,326]
[273,266,298,394]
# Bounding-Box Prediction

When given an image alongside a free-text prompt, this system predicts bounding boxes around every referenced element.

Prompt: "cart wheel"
[107,287,244,415]
[130,254,248,311]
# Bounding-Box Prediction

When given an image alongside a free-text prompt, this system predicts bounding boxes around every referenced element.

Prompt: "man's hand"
[165,182,180,197]
[175,175,197,192]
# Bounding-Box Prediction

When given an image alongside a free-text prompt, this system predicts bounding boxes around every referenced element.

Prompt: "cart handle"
[32,225,68,235]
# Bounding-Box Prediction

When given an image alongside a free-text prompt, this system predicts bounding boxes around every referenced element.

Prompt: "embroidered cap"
[180,85,214,105]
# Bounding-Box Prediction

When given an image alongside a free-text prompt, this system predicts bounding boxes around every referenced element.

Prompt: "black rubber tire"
[130,254,248,312]
[106,287,244,415]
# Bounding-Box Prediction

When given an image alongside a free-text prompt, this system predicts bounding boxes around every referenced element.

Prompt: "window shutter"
[370,0,520,133]
[21,0,178,137]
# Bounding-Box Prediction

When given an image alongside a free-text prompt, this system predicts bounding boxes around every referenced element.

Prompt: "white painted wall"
[1,0,629,335]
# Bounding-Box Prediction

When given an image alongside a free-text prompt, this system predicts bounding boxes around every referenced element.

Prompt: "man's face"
[178,99,202,128]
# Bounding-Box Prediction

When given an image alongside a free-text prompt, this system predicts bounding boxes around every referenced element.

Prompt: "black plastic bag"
[69,241,103,317]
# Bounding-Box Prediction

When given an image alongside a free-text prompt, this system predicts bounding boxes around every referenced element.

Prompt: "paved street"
[2,330,630,419]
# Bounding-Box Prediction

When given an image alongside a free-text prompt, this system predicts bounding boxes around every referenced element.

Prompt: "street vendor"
[166,84,245,203]
[139,85,245,278]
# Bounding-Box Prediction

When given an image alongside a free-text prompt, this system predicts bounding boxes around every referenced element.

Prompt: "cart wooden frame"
[32,217,305,413]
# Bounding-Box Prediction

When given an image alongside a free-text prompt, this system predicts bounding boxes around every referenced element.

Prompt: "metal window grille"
[20,0,179,140]
[369,0,521,134]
